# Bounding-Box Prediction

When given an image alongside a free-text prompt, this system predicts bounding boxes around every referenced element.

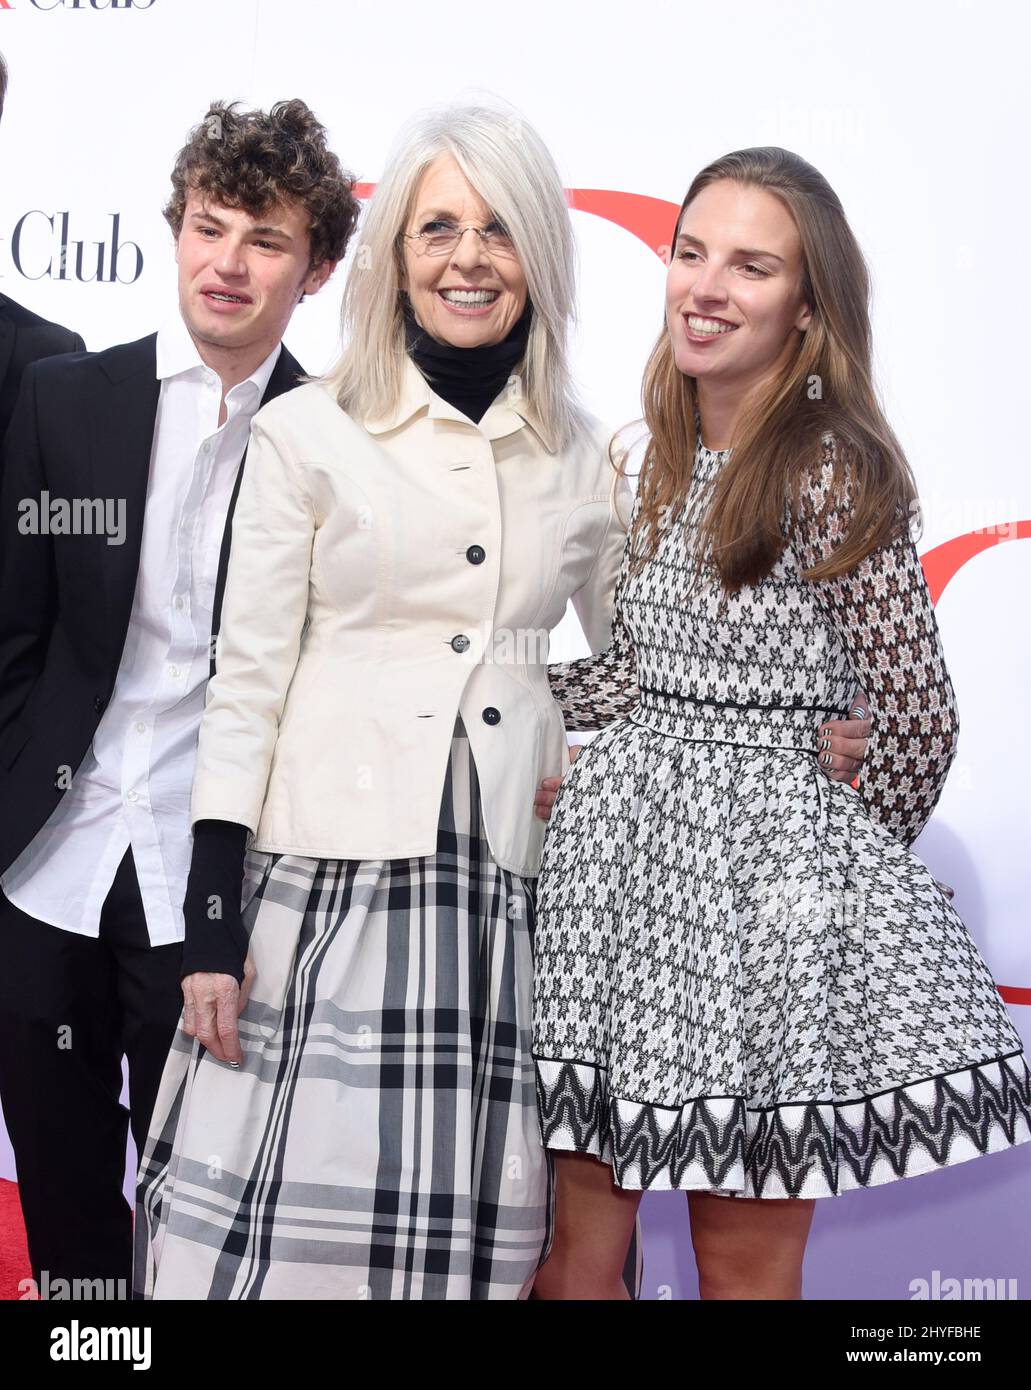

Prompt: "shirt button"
[174,595,186,611]
[482,706,501,726]
[126,790,139,804]
[135,721,147,733]
[450,634,471,654]
[466,545,486,565]
[169,664,181,679]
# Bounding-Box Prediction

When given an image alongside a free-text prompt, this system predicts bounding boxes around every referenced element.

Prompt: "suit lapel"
[209,345,305,674]
[0,298,16,405]
[87,335,160,680]
[259,344,305,413]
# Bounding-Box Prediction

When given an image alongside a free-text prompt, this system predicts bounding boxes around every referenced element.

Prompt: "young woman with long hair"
[529,147,1031,1300]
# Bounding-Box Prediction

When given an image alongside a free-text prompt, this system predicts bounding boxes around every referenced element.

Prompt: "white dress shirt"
[0,311,281,946]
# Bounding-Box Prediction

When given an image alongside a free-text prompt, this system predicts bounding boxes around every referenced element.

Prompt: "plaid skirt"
[134,716,551,1300]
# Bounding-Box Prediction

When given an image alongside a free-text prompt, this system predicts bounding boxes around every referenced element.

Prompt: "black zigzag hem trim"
[534,1052,1031,1198]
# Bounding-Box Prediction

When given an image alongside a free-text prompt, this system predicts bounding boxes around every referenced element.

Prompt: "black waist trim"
[640,686,841,715]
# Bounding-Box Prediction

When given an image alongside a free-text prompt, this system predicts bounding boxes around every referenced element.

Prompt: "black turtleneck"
[402,296,532,424]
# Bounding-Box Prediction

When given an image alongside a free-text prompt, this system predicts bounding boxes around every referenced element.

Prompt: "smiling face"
[666,178,812,394]
[400,154,528,348]
[175,189,334,367]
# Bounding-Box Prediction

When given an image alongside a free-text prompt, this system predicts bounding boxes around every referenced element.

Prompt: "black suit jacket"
[0,293,85,447]
[0,331,305,874]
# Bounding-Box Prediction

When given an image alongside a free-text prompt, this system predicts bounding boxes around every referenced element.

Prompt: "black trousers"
[0,847,183,1293]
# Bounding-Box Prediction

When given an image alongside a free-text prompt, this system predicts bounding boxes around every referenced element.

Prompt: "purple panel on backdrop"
[636,1008,1031,1301]
[637,1144,1030,1301]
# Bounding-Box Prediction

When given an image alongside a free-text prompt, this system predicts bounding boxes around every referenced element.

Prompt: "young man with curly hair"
[0,99,360,1296]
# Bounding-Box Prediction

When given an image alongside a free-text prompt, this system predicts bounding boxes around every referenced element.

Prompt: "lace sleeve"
[789,439,960,846]
[547,502,639,732]
[547,592,637,731]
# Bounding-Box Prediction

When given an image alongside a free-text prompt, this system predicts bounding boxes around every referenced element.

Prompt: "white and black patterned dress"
[533,436,1031,1198]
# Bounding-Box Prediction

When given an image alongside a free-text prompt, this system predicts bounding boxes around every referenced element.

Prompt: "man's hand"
[181,954,256,1065]
[534,744,583,822]
[816,689,873,784]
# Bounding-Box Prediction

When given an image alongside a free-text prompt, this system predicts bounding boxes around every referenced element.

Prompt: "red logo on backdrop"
[921,525,1031,1007]
[922,523,1031,605]
[566,188,683,258]
[366,181,1031,999]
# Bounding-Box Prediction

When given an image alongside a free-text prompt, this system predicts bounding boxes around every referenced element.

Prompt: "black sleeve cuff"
[180,819,250,984]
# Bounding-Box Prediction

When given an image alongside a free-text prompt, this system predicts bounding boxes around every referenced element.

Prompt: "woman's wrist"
[180,820,250,983]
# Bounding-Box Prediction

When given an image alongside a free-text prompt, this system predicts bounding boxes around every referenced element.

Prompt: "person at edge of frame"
[0,52,86,452]
[0,96,358,1297]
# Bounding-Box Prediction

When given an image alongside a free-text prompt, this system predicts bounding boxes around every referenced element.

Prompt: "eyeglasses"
[401,219,517,259]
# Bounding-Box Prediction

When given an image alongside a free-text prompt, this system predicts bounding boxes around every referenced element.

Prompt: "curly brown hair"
[164,99,360,269]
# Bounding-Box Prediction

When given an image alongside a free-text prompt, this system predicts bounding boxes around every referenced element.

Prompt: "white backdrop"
[0,0,1027,1299]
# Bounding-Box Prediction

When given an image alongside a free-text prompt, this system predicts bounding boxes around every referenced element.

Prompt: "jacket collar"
[155,310,283,400]
[262,340,305,405]
[363,354,555,452]
[86,330,302,403]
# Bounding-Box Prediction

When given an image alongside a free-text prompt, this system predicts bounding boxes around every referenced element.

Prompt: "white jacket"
[190,359,631,877]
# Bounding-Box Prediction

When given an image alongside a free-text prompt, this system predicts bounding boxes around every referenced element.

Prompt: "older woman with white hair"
[131,102,634,1301]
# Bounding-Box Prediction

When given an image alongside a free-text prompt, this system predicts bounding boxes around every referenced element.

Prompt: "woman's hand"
[536,693,875,816]
[181,954,256,1066]
[534,744,583,822]
[816,689,873,784]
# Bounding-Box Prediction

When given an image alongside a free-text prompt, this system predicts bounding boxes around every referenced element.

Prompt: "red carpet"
[0,1180,32,1300]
